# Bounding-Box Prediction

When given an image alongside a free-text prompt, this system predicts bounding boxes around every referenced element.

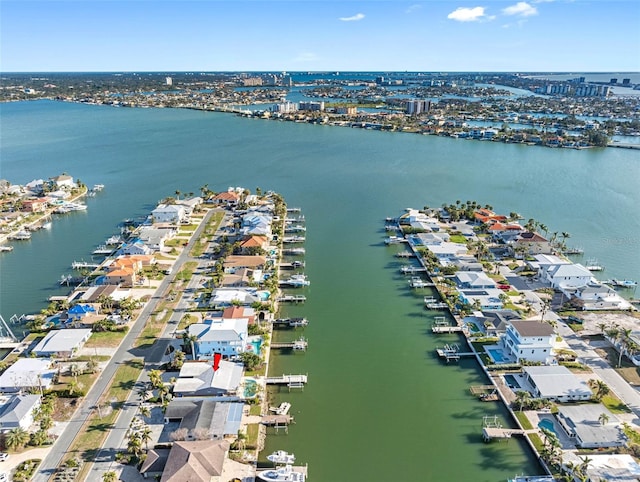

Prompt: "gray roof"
[0,394,40,428]
[164,400,243,438]
[523,366,592,399]
[33,329,92,355]
[0,358,56,391]
[557,404,626,447]
[509,320,555,337]
[173,361,243,396]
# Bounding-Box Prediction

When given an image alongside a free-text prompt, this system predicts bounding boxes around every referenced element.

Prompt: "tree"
[102,471,118,482]
[598,412,609,426]
[139,424,153,450]
[169,427,189,441]
[6,427,30,450]
[148,369,163,389]
[588,379,610,401]
[239,352,262,371]
[182,332,198,359]
[138,404,151,419]
[514,390,532,412]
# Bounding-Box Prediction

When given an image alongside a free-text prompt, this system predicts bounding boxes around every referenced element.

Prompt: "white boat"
[409,277,429,288]
[611,279,637,288]
[269,402,292,415]
[0,246,14,252]
[8,230,31,240]
[257,465,305,482]
[105,235,123,245]
[92,184,105,191]
[280,274,310,287]
[585,258,604,271]
[266,450,295,464]
[384,235,405,245]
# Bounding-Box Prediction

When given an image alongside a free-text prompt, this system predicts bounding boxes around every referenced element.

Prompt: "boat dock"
[482,415,524,442]
[271,338,308,351]
[277,295,306,303]
[92,245,114,255]
[269,402,291,415]
[280,261,305,269]
[432,324,464,333]
[436,344,475,362]
[272,318,309,327]
[261,414,295,431]
[265,374,308,389]
[71,261,101,269]
[282,248,306,255]
[470,385,499,401]
[395,251,415,258]
[400,265,427,274]
[283,236,305,244]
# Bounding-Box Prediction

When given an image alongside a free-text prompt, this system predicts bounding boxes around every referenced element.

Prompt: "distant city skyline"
[1,0,639,72]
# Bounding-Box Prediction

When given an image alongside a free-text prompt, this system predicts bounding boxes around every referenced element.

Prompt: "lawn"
[245,423,260,450]
[514,411,534,430]
[601,393,632,414]
[85,330,127,348]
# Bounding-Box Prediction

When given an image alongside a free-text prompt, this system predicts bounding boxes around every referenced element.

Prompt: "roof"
[161,440,230,482]
[239,235,269,248]
[523,366,592,398]
[455,271,496,287]
[509,320,555,337]
[140,448,171,476]
[223,255,267,269]
[213,191,240,201]
[68,304,96,315]
[0,394,41,426]
[557,403,626,447]
[174,361,243,395]
[0,359,55,391]
[547,263,593,279]
[518,232,549,243]
[33,329,92,355]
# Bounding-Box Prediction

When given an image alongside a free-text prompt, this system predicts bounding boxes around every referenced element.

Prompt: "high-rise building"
[166,77,173,86]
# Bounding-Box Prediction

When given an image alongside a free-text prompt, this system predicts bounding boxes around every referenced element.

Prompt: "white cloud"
[293,52,319,63]
[532,0,554,3]
[502,2,538,17]
[405,4,422,14]
[447,6,490,22]
[339,13,365,22]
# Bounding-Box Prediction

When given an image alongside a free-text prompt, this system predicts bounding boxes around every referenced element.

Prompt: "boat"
[409,277,429,288]
[105,235,123,245]
[92,184,105,191]
[283,236,305,244]
[42,221,52,229]
[280,274,310,287]
[266,450,295,465]
[611,279,638,288]
[585,258,604,271]
[8,230,31,240]
[0,246,14,252]
[269,402,292,416]
[257,465,305,482]
[384,235,405,245]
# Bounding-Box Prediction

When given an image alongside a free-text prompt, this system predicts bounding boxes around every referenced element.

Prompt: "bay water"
[1,100,639,481]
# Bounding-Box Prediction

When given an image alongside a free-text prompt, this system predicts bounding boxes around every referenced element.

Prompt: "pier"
[261,414,295,432]
[280,261,305,269]
[400,265,427,274]
[482,415,524,442]
[277,295,306,303]
[272,318,309,327]
[271,337,308,351]
[436,344,475,362]
[71,261,101,270]
[265,374,308,390]
[470,385,499,401]
[283,236,305,244]
[395,251,415,258]
[282,248,306,255]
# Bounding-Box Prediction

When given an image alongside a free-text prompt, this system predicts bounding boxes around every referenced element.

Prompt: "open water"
[1,100,639,481]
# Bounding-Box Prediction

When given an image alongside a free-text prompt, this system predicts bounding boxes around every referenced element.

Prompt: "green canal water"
[2,100,639,481]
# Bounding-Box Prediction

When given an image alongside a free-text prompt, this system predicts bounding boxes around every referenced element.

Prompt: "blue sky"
[1,0,638,72]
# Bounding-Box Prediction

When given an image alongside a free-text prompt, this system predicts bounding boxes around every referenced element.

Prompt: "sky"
[1,0,639,72]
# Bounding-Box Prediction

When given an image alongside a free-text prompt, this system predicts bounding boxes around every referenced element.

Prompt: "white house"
[556,404,626,448]
[151,204,187,224]
[188,317,249,359]
[117,239,152,256]
[0,359,56,393]
[455,271,497,289]
[209,288,261,308]
[424,242,468,263]
[240,212,272,237]
[502,320,555,364]
[32,328,92,358]
[523,366,592,402]
[51,174,75,189]
[0,394,41,433]
[575,283,632,311]
[172,360,244,397]
[459,288,504,310]
[410,232,450,247]
[544,263,594,294]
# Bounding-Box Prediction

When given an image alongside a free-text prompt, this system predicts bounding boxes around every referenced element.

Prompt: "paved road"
[33,209,221,482]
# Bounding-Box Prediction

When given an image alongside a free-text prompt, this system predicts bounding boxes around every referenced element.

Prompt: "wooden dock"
[482,427,524,442]
[432,325,463,333]
[436,344,475,362]
[280,261,305,269]
[400,265,427,274]
[470,385,499,401]
[261,414,294,426]
[71,261,101,269]
[395,251,415,258]
[272,317,309,327]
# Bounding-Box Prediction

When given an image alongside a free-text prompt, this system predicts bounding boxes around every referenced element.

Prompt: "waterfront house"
[479,309,522,335]
[522,366,592,402]
[32,328,92,358]
[0,358,55,393]
[459,288,504,310]
[512,232,553,255]
[172,361,244,397]
[575,282,632,310]
[188,317,249,359]
[138,225,176,251]
[0,394,41,433]
[238,235,270,254]
[104,266,137,287]
[51,174,75,189]
[400,209,442,231]
[240,212,272,237]
[164,400,242,439]
[211,190,240,207]
[22,198,49,213]
[223,255,268,271]
[501,320,555,364]
[474,208,507,225]
[423,241,468,263]
[488,222,524,240]
[450,256,484,272]
[209,288,261,309]
[221,305,257,324]
[528,254,570,273]
[151,204,187,224]
[150,439,231,482]
[455,271,497,289]
[80,284,119,303]
[556,404,626,448]
[409,232,450,246]
[67,304,97,322]
[117,239,152,256]
[543,263,594,294]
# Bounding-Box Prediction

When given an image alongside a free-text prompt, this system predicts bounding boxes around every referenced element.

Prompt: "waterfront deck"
[272,317,309,327]
[395,251,415,258]
[71,261,102,269]
[436,344,475,362]
[271,338,308,351]
[265,374,308,390]
[277,295,306,303]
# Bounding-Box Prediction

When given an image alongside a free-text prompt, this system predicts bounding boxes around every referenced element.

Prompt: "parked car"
[498,284,511,291]
[0,453,7,462]
[0,472,7,482]
[565,315,584,324]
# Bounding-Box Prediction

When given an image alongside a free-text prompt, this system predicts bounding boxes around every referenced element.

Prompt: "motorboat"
[266,450,295,464]
[384,235,404,245]
[280,274,310,287]
[611,279,637,288]
[269,402,292,415]
[257,465,305,482]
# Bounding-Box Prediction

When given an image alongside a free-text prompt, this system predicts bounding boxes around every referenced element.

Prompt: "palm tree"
[598,412,609,426]
[514,390,532,412]
[588,379,610,401]
[102,471,118,482]
[139,424,153,450]
[148,369,163,389]
[182,332,198,359]
[5,427,30,450]
[138,404,151,419]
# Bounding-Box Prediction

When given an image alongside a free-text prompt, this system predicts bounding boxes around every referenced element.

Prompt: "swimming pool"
[486,348,507,363]
[538,418,557,434]
[251,339,262,355]
[243,378,258,398]
[503,374,522,389]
